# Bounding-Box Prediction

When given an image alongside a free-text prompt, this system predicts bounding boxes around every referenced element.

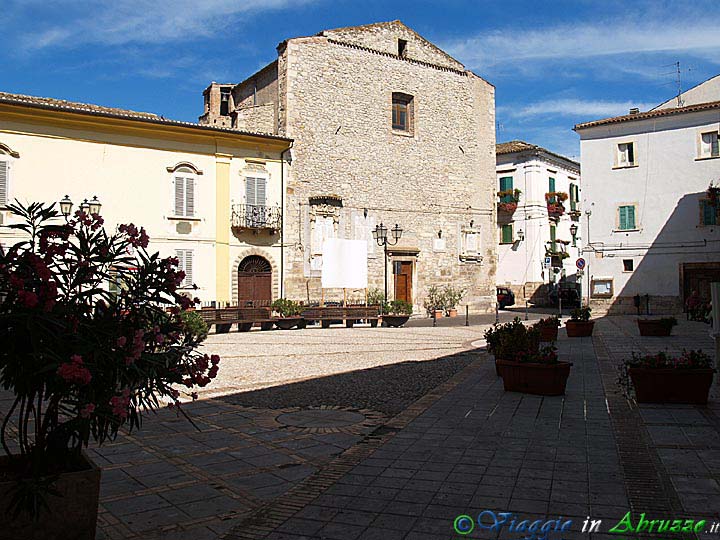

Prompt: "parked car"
[548,286,581,308]
[497,287,515,309]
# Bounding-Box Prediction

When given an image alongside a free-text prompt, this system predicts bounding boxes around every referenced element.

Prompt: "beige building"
[200,21,497,312]
[0,91,292,306]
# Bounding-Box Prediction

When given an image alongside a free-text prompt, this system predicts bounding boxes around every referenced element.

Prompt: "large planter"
[0,452,101,540]
[447,309,458,318]
[636,319,673,337]
[630,368,715,404]
[538,325,559,342]
[383,315,410,328]
[565,320,594,337]
[496,359,573,396]
[275,317,303,330]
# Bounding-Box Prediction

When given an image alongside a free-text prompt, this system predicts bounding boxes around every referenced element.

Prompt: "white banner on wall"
[321,238,368,289]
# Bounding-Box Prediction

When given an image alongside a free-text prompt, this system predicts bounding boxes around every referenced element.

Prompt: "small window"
[618,205,637,230]
[700,131,719,158]
[174,173,196,217]
[220,88,231,116]
[623,259,634,272]
[245,176,267,207]
[499,176,513,202]
[617,142,636,166]
[0,159,8,208]
[700,199,717,226]
[569,183,579,211]
[398,39,407,58]
[175,249,194,288]
[500,224,514,244]
[392,92,413,133]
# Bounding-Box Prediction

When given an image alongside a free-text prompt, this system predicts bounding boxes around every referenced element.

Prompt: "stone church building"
[200,21,497,312]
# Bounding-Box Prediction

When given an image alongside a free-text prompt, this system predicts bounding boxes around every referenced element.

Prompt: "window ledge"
[613,228,640,233]
[696,155,720,161]
[167,216,202,222]
[391,130,414,138]
[612,164,638,170]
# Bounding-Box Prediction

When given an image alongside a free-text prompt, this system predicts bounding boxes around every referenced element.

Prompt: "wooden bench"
[197,307,276,333]
[300,305,381,328]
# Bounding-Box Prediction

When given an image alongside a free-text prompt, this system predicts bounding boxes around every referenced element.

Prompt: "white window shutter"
[185,177,195,217]
[174,177,185,216]
[246,177,256,206]
[184,250,194,287]
[0,161,7,206]
[256,177,266,206]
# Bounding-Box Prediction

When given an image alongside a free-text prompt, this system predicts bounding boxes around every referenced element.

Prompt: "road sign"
[543,257,552,268]
[576,257,586,270]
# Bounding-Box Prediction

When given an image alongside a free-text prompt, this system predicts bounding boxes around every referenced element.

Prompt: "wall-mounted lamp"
[469,219,474,228]
[570,223,578,247]
[517,228,525,242]
[363,208,368,218]
[437,229,442,239]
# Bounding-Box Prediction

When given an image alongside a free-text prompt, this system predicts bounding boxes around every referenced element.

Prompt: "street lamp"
[88,196,102,215]
[517,228,525,242]
[79,198,90,214]
[373,222,403,302]
[59,195,73,217]
[570,223,578,247]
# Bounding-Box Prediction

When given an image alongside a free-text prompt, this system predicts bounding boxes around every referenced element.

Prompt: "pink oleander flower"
[116,336,127,347]
[57,354,92,386]
[80,403,96,419]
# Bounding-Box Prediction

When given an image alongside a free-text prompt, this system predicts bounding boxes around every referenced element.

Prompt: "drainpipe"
[280,142,293,299]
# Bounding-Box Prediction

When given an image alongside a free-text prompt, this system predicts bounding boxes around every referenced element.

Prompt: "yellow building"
[0,92,292,305]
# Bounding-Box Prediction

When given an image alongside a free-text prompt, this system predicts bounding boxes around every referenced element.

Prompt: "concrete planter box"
[636,319,674,336]
[565,320,594,337]
[630,368,715,404]
[497,359,573,396]
[0,452,100,540]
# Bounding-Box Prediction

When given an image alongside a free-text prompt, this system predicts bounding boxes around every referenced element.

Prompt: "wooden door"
[394,261,413,303]
[237,256,272,307]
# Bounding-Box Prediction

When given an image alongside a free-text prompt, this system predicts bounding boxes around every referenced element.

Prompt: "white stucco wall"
[578,109,720,307]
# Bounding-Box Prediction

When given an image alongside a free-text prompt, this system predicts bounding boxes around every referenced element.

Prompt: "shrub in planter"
[442,285,465,317]
[495,345,572,396]
[618,350,715,404]
[367,287,384,307]
[636,317,677,336]
[382,299,412,327]
[0,202,220,538]
[566,306,594,337]
[423,285,447,318]
[179,310,209,343]
[484,318,541,375]
[271,298,303,329]
[534,316,560,342]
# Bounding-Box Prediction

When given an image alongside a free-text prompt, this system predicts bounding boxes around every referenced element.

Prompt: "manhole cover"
[277,409,366,428]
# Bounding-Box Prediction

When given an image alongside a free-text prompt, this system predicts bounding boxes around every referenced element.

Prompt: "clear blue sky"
[4,0,720,159]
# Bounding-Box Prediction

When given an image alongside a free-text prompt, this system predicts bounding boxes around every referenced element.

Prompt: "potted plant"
[367,287,384,308]
[271,298,304,330]
[566,306,594,337]
[484,318,540,376]
[545,191,568,217]
[496,346,571,396]
[382,300,413,327]
[707,181,720,208]
[443,285,465,317]
[423,285,446,319]
[497,188,522,214]
[636,316,677,336]
[618,350,715,404]
[0,202,220,540]
[534,316,560,341]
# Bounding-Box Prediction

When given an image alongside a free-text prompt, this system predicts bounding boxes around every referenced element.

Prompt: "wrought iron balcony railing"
[231,204,281,232]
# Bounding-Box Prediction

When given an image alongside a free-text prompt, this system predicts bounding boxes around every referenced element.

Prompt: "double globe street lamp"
[59,195,102,217]
[372,222,403,302]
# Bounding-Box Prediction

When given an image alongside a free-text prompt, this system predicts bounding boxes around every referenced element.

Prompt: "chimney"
[629,107,640,115]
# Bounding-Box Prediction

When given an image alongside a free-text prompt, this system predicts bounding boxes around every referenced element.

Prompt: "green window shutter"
[550,224,556,251]
[499,177,513,202]
[549,177,556,192]
[619,206,628,230]
[569,184,577,211]
[627,206,636,229]
[501,224,513,244]
[702,200,717,226]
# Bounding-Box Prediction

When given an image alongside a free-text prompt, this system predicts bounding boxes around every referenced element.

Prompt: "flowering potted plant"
[545,192,568,217]
[382,299,413,327]
[485,319,571,395]
[534,316,560,341]
[565,306,594,337]
[0,202,220,539]
[271,298,305,330]
[618,350,714,404]
[707,181,720,208]
[497,188,522,214]
[636,316,677,337]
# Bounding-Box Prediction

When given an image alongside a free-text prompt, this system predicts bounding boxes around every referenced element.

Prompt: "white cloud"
[498,99,658,119]
[445,20,720,70]
[19,0,315,49]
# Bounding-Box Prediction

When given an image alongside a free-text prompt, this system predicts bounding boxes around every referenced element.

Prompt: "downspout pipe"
[280,142,293,299]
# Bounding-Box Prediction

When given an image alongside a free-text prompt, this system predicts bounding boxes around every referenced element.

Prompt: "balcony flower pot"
[0,453,101,540]
[629,367,714,404]
[433,310,443,319]
[637,317,676,337]
[565,320,594,337]
[496,359,573,396]
[275,317,303,330]
[382,315,410,328]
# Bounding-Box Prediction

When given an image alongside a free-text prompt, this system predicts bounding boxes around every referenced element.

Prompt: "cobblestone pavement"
[225,317,720,540]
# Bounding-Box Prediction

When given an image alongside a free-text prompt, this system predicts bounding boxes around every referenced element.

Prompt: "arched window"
[171,166,198,218]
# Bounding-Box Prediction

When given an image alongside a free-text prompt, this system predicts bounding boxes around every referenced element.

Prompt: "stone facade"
[200,21,497,312]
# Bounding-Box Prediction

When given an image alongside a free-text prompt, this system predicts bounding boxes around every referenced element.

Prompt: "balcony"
[231,204,281,234]
[545,191,568,219]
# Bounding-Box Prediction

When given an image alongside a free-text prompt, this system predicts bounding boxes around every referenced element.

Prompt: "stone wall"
[590,295,683,315]
[278,33,497,312]
[235,104,275,135]
[232,61,279,134]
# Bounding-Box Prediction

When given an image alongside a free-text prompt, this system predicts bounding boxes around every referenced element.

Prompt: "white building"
[496,141,582,304]
[575,79,720,314]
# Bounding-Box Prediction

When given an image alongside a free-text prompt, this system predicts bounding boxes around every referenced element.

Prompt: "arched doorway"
[238,255,272,307]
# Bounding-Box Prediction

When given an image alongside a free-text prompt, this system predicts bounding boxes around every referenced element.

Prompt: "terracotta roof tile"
[574,100,720,130]
[496,140,579,169]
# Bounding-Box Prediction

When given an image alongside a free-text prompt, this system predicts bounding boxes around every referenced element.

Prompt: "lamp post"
[570,223,578,247]
[59,195,102,218]
[59,195,73,217]
[372,222,403,302]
